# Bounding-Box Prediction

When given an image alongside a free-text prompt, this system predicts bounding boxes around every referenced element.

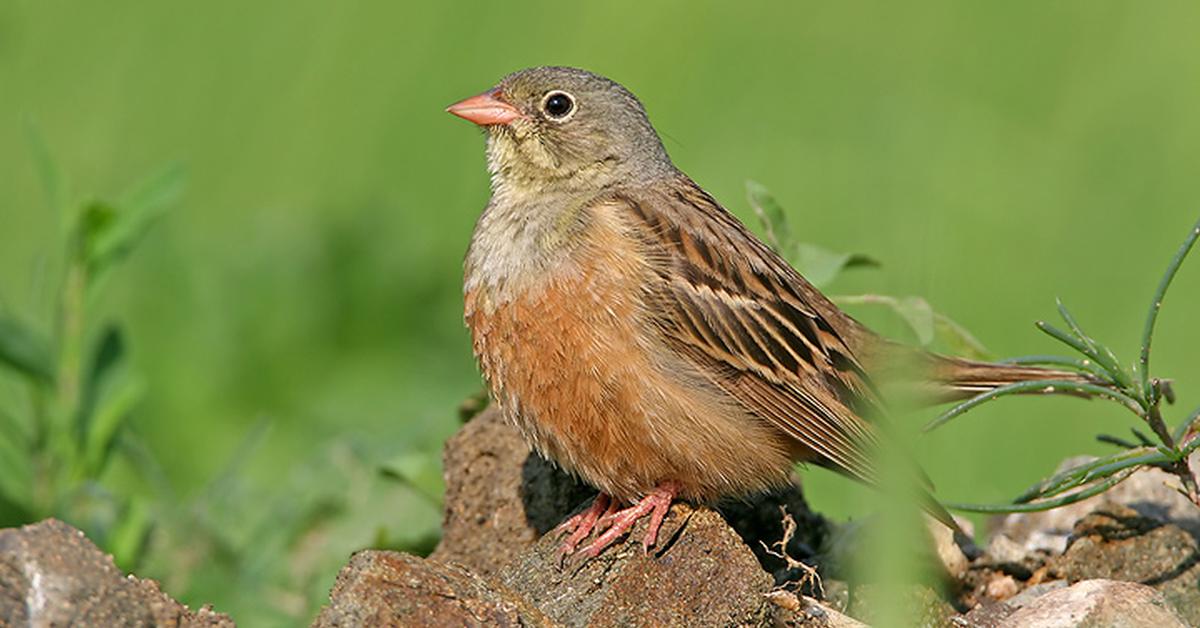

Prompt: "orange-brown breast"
[464,203,796,503]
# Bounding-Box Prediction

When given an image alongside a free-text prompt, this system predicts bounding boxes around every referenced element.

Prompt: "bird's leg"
[556,493,611,556]
[577,481,680,558]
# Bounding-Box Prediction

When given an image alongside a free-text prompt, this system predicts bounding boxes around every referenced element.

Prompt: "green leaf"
[84,164,185,276]
[932,313,991,360]
[0,414,32,509]
[83,373,146,476]
[924,378,1145,432]
[0,314,55,383]
[791,243,881,289]
[893,297,935,345]
[76,326,126,439]
[947,468,1137,514]
[1139,218,1200,399]
[109,496,152,571]
[746,180,790,252]
[379,450,444,507]
[117,163,186,219]
[24,117,65,215]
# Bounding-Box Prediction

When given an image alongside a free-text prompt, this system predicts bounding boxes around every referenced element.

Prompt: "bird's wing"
[612,176,885,484]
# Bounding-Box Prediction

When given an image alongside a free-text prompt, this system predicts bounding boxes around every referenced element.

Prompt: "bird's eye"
[542,91,575,119]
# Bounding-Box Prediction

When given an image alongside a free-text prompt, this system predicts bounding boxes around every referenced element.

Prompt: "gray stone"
[998,579,1187,628]
[1049,503,1200,625]
[0,519,233,627]
[1004,580,1067,610]
[994,456,1200,554]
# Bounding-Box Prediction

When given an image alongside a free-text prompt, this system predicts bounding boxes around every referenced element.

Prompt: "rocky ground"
[3,407,1199,626]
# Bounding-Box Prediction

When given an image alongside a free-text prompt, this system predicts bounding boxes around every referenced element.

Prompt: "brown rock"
[983,574,1018,600]
[998,579,1187,628]
[1049,503,1200,625]
[0,519,232,627]
[433,406,830,587]
[430,406,594,577]
[498,503,776,627]
[311,550,552,627]
[766,591,869,627]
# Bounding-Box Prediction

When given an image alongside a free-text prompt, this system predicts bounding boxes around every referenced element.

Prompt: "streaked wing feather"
[615,179,884,483]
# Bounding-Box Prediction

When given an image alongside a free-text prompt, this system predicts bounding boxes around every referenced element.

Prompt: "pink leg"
[577,482,680,558]
[556,493,611,556]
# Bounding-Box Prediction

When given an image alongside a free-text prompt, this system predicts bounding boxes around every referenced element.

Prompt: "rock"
[311,550,550,627]
[960,599,1017,628]
[1048,503,1200,625]
[927,516,970,581]
[1003,580,1066,610]
[498,503,776,627]
[766,591,869,627]
[983,574,1019,601]
[994,456,1200,554]
[984,533,1027,566]
[430,406,594,577]
[0,519,232,627]
[997,579,1187,628]
[433,406,832,588]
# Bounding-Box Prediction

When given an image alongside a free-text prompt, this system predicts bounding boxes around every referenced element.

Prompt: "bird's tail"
[927,356,1103,402]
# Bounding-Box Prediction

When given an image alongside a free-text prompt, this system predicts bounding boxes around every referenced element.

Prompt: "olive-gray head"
[448,66,673,194]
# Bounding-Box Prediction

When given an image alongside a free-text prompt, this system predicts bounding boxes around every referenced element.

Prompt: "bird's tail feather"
[927,356,1104,403]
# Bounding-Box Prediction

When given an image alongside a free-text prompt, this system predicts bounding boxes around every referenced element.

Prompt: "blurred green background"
[3,1,1200,624]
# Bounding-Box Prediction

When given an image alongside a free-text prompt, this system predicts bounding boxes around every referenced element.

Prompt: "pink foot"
[577,482,680,558]
[556,493,614,556]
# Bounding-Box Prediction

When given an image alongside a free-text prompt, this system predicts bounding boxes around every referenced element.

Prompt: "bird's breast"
[463,200,796,502]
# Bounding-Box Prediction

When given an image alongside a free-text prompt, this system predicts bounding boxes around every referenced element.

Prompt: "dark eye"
[542,91,575,119]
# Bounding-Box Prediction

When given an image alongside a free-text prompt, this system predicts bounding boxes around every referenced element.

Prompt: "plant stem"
[1139,217,1200,399]
[923,379,1145,432]
[948,468,1137,514]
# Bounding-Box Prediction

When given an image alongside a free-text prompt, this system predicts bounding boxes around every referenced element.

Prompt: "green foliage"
[4,3,1200,622]
[747,181,990,360]
[928,218,1200,513]
[0,149,443,624]
[0,158,182,565]
[751,178,1200,515]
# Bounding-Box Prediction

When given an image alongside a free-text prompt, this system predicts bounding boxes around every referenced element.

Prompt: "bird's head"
[448,66,672,195]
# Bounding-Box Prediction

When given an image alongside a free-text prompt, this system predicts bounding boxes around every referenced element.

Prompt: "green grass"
[3,2,1200,624]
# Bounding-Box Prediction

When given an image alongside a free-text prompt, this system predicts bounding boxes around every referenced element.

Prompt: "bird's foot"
[556,493,618,556]
[576,481,680,558]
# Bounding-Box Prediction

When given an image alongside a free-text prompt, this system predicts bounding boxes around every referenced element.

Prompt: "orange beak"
[446,89,524,126]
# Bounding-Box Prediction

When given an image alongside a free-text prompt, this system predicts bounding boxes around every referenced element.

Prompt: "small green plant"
[928,217,1200,513]
[0,127,184,567]
[747,180,1200,515]
[747,180,991,360]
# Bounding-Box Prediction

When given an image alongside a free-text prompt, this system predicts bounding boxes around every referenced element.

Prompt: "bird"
[448,66,1090,558]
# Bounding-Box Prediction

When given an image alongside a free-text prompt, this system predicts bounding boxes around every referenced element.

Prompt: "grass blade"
[0,315,55,383]
[923,379,1144,433]
[1139,217,1200,398]
[947,468,1137,514]
[1055,299,1129,387]
[1012,448,1157,503]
